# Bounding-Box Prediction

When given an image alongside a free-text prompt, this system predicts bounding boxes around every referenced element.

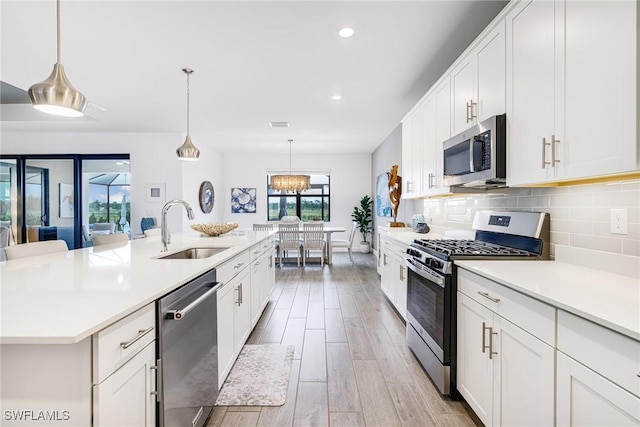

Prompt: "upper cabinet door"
[562,0,637,179]
[506,0,558,186]
[507,0,637,186]
[451,56,476,135]
[475,21,506,123]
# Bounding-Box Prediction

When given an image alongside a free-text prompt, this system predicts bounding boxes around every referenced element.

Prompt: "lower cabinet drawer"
[558,310,640,398]
[457,268,555,346]
[217,250,251,282]
[93,303,156,384]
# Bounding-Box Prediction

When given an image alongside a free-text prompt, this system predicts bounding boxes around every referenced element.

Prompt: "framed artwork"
[231,187,256,213]
[146,183,165,203]
[59,183,74,218]
[375,173,392,217]
[199,181,214,213]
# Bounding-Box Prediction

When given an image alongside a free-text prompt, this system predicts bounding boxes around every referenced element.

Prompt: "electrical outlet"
[610,208,628,235]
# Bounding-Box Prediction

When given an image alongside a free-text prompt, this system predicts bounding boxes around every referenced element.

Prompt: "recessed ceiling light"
[338,27,355,38]
[331,95,343,101]
[269,122,290,128]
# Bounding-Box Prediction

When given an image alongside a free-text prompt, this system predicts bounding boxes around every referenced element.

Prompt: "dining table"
[274,224,346,265]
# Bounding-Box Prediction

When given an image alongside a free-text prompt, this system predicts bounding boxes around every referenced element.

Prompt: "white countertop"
[0,231,274,344]
[381,231,640,342]
[455,260,640,341]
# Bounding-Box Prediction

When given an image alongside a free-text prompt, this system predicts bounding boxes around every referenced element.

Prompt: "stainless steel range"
[404,211,549,397]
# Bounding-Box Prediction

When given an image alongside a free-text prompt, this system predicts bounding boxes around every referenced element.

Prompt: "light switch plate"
[610,208,628,235]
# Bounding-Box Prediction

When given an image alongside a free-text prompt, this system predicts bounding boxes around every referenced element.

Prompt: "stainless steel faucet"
[161,199,195,252]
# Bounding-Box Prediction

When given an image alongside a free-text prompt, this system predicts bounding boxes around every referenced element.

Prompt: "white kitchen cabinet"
[401,104,424,198]
[557,352,640,426]
[452,21,505,135]
[506,0,637,186]
[260,250,276,309]
[251,248,275,326]
[556,310,640,426]
[379,237,408,320]
[457,270,555,427]
[92,303,157,427]
[218,265,251,384]
[93,341,156,427]
[423,76,452,196]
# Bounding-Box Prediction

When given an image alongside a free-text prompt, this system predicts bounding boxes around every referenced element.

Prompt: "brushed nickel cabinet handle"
[150,358,162,403]
[470,99,477,121]
[489,329,498,360]
[482,322,490,354]
[542,137,550,168]
[478,291,500,303]
[383,253,388,266]
[120,326,154,349]
[551,134,560,166]
[466,101,472,122]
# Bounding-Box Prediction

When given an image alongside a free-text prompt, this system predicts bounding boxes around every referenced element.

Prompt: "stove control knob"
[406,248,420,257]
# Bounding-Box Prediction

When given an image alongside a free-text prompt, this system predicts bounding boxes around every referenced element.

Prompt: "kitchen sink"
[157,247,230,260]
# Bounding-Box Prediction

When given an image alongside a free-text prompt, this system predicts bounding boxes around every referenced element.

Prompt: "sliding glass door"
[24,159,75,248]
[0,154,129,252]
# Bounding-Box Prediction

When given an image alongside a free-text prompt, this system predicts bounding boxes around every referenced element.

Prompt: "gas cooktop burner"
[411,238,533,259]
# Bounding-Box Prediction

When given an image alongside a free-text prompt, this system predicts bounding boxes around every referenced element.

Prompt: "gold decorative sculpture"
[387,164,405,227]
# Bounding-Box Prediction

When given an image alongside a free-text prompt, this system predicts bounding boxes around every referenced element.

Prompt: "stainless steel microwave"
[443,114,506,188]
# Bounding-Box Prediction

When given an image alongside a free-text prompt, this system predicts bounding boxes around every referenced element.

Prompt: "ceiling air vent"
[269,122,290,128]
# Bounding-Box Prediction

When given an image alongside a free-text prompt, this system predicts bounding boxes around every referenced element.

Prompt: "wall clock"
[199,181,214,213]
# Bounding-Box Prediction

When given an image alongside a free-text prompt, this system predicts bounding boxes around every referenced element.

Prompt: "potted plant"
[351,195,373,254]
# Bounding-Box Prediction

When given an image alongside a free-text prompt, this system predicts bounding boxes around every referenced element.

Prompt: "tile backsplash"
[419,180,640,259]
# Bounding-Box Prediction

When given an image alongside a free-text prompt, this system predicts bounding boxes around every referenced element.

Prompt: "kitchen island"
[0,230,276,426]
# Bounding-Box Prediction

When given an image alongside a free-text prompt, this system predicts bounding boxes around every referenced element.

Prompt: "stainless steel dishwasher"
[157,269,220,427]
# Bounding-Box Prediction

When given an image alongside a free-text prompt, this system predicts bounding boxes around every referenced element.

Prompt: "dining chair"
[93,233,129,246]
[253,223,274,231]
[5,240,68,261]
[280,215,301,223]
[278,223,301,267]
[143,228,161,238]
[92,223,116,234]
[302,222,326,267]
[330,222,357,264]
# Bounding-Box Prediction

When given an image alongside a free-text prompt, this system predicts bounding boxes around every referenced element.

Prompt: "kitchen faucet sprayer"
[161,199,195,252]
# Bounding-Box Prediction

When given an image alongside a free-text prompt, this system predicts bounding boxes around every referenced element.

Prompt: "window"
[267,174,330,221]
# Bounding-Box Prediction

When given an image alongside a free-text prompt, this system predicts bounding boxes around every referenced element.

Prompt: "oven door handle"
[406,259,445,288]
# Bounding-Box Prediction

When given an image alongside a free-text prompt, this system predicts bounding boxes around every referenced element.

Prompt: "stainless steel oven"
[406,259,453,395]
[404,211,549,398]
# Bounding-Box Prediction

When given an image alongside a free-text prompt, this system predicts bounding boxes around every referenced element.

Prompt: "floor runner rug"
[215,344,294,406]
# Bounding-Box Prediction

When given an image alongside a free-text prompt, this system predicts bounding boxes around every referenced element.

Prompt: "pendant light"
[28,0,87,117]
[176,68,201,161]
[270,139,310,193]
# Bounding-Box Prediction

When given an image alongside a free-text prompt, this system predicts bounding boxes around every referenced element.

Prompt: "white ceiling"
[1,0,508,155]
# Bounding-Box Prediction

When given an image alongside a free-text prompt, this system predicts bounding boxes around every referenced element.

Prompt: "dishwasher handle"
[166,282,220,320]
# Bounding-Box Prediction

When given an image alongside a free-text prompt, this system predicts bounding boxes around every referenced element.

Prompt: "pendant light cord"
[186,71,190,136]
[56,0,61,63]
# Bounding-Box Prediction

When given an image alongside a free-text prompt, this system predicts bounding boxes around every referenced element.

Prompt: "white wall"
[221,152,371,237]
[371,124,416,246]
[0,132,366,242]
[1,131,224,235]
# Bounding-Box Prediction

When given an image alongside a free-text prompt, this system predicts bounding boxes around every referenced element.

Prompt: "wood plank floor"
[208,253,475,427]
